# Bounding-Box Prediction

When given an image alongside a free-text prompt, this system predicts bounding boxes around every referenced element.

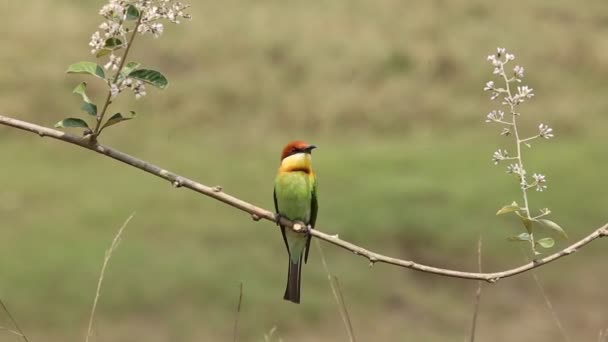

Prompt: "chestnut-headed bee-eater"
[273,140,318,304]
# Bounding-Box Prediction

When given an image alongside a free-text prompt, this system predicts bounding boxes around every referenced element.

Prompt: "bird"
[273,140,318,304]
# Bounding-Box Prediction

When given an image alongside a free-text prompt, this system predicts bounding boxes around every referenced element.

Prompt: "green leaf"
[126,5,140,20]
[72,82,92,103]
[96,49,112,58]
[66,61,105,79]
[128,69,168,89]
[507,233,531,242]
[100,111,136,131]
[121,62,141,76]
[536,237,555,248]
[72,82,97,116]
[81,102,98,116]
[496,201,519,215]
[104,38,123,49]
[538,219,568,239]
[54,118,90,129]
[520,216,534,234]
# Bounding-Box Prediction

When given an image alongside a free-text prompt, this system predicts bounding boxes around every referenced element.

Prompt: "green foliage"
[72,82,97,116]
[536,237,555,249]
[54,118,90,129]
[66,61,105,79]
[128,69,169,89]
[496,202,519,215]
[100,111,136,131]
[126,4,140,20]
[507,232,531,242]
[538,219,568,239]
[121,61,141,76]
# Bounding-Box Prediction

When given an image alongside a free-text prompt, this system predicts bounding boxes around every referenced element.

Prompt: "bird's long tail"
[284,257,302,304]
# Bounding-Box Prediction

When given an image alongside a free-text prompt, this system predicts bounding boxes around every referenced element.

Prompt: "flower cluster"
[484,48,563,253]
[138,1,191,37]
[86,0,190,101]
[484,47,553,191]
[59,0,191,137]
[110,77,147,99]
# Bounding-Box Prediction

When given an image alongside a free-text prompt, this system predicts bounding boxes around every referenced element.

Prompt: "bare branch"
[85,213,134,342]
[1,114,608,282]
[468,236,483,342]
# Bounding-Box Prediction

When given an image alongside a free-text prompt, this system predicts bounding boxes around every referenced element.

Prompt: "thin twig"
[232,282,243,342]
[468,236,483,342]
[333,276,355,340]
[1,114,608,282]
[85,213,135,342]
[316,240,356,342]
[520,248,571,342]
[0,299,29,342]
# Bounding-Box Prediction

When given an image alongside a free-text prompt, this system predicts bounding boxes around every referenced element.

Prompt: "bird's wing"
[304,175,318,263]
[275,187,290,256]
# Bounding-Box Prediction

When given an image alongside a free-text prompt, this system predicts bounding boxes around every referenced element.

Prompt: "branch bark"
[1,114,607,282]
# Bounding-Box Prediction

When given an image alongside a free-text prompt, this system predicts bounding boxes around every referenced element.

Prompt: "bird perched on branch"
[274,140,318,304]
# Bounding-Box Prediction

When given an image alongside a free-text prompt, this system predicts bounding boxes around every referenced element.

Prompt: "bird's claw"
[274,213,284,226]
[304,224,312,234]
[292,222,311,234]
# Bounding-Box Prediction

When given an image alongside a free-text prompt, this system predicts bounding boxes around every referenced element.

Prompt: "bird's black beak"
[304,144,317,153]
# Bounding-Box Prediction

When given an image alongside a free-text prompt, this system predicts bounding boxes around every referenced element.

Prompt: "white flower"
[511,85,535,104]
[517,86,534,99]
[89,31,105,54]
[104,54,122,70]
[538,124,554,139]
[150,22,164,37]
[99,1,126,19]
[496,47,506,56]
[492,149,509,164]
[483,81,495,91]
[486,110,505,122]
[514,65,524,78]
[133,80,146,99]
[110,83,120,98]
[532,173,547,191]
[505,53,515,61]
[506,163,525,176]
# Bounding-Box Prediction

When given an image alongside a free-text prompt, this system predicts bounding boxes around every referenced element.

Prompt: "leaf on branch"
[507,232,531,242]
[96,49,112,58]
[519,216,534,234]
[126,5,140,20]
[101,111,136,131]
[536,237,555,248]
[54,118,90,129]
[73,82,97,116]
[104,38,123,49]
[496,201,519,215]
[128,69,168,89]
[538,219,568,239]
[121,62,141,76]
[66,61,106,79]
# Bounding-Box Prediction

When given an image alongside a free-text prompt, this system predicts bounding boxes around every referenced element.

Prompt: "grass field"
[1,0,608,341]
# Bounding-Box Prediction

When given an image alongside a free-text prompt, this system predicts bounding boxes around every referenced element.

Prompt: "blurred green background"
[1,0,608,341]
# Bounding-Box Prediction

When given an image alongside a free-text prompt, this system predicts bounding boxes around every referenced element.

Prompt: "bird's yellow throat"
[279,153,313,173]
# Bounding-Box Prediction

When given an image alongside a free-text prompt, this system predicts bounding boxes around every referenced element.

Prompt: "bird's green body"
[274,171,316,263]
